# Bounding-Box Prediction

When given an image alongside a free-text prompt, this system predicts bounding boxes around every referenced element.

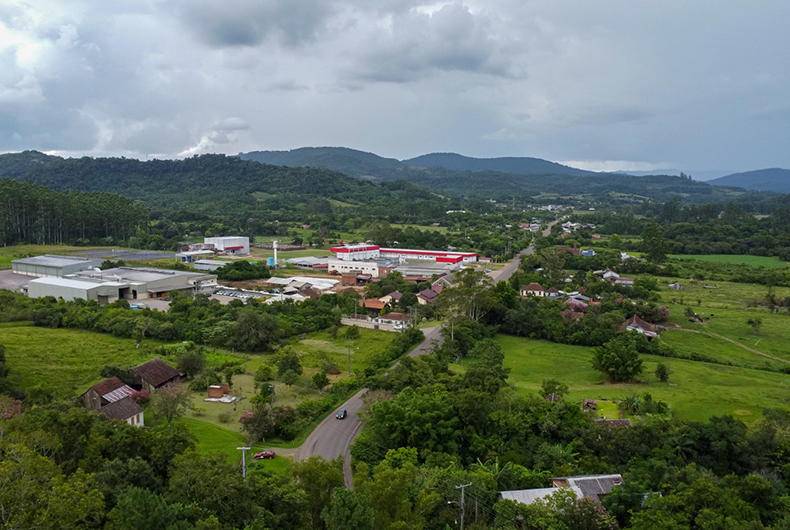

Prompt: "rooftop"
[76,267,208,283]
[499,486,583,506]
[28,276,116,290]
[13,254,98,267]
[100,397,143,421]
[133,357,181,387]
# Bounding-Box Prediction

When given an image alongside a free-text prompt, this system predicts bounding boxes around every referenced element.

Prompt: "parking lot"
[0,270,30,292]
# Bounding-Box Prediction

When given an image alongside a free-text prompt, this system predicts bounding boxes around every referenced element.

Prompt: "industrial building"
[11,254,103,278]
[204,236,250,255]
[27,267,218,304]
[193,260,229,271]
[175,250,215,263]
[330,244,477,264]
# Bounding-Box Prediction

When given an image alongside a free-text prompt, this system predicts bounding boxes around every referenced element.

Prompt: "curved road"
[294,219,559,486]
[295,326,443,486]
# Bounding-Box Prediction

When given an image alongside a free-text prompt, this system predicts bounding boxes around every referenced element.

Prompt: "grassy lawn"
[595,400,620,420]
[664,304,790,365]
[496,335,790,422]
[654,277,790,310]
[670,254,790,269]
[0,322,166,396]
[0,244,119,269]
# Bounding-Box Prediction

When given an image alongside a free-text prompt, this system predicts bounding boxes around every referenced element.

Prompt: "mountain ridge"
[707,168,790,194]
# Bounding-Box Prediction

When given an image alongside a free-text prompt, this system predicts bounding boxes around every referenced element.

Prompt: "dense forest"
[0,152,453,223]
[0,179,148,246]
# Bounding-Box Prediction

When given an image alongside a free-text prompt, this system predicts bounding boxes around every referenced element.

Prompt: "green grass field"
[496,335,790,422]
[664,305,790,365]
[670,254,790,269]
[654,276,790,310]
[0,322,166,396]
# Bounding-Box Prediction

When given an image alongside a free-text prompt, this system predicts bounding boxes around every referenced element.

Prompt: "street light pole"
[347,345,352,376]
[237,446,251,478]
[456,483,471,530]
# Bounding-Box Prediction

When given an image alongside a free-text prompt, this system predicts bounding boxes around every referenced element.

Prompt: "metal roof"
[28,277,110,290]
[13,254,97,267]
[499,486,583,506]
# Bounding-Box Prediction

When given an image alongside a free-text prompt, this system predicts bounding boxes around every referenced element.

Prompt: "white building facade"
[204,236,250,255]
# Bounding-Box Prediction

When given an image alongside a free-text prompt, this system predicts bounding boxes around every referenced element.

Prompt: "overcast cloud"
[1,0,788,173]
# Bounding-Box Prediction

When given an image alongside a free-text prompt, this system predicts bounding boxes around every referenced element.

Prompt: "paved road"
[295,326,443,486]
[490,220,559,283]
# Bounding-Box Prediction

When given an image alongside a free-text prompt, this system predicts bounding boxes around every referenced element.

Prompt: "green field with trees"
[495,335,790,422]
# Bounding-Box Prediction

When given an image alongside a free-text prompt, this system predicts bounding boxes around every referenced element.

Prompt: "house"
[498,486,584,507]
[602,270,620,281]
[591,234,602,240]
[614,277,635,288]
[555,246,581,256]
[431,273,456,294]
[581,249,595,257]
[620,315,658,338]
[498,474,623,507]
[552,475,624,504]
[546,288,562,300]
[360,298,387,315]
[82,376,136,412]
[99,396,144,427]
[669,281,682,290]
[132,358,183,393]
[478,257,492,263]
[595,418,633,428]
[376,312,411,329]
[520,282,547,297]
[417,289,439,305]
[379,291,402,305]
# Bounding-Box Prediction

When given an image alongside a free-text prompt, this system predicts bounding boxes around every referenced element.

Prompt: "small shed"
[208,385,225,398]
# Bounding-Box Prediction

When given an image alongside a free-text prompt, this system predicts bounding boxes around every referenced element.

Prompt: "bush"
[218,411,232,423]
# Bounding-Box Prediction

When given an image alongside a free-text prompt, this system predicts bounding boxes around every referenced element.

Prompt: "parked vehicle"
[254,450,275,459]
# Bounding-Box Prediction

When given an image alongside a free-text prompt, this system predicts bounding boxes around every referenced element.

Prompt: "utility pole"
[456,483,472,530]
[236,446,251,478]
[347,344,352,376]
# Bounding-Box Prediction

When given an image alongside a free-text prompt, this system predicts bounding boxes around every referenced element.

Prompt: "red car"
[254,450,275,459]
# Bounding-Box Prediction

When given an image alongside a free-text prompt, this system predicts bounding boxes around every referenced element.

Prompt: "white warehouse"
[28,267,218,304]
[12,255,104,278]
[204,236,249,255]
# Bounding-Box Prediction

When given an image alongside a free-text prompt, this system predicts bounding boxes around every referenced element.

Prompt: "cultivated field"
[496,335,790,422]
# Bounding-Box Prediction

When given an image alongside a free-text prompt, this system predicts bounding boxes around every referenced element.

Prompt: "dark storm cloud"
[0,1,789,171]
[348,3,522,82]
[172,0,335,48]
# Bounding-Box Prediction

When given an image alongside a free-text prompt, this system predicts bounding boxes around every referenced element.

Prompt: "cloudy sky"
[1,1,789,175]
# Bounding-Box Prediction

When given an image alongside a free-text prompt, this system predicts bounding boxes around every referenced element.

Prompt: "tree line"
[0,179,148,246]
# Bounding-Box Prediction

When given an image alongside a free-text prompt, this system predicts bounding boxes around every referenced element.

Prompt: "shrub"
[218,411,232,423]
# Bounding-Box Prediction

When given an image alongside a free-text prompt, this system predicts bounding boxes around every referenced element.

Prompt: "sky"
[1,0,789,176]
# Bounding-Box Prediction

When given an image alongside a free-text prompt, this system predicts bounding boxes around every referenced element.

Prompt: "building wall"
[328,259,380,278]
[12,258,102,277]
[28,281,98,301]
[82,389,104,411]
[204,237,250,255]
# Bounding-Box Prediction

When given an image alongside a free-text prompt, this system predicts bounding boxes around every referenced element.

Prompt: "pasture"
[0,322,166,396]
[496,335,790,422]
[670,254,790,269]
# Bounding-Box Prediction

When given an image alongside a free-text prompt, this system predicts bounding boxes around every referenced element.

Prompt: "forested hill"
[402,152,594,176]
[239,147,408,179]
[237,146,764,203]
[0,152,448,217]
[708,168,790,194]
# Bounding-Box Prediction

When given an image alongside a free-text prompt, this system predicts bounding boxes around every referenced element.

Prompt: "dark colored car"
[254,450,275,459]
[336,409,347,420]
